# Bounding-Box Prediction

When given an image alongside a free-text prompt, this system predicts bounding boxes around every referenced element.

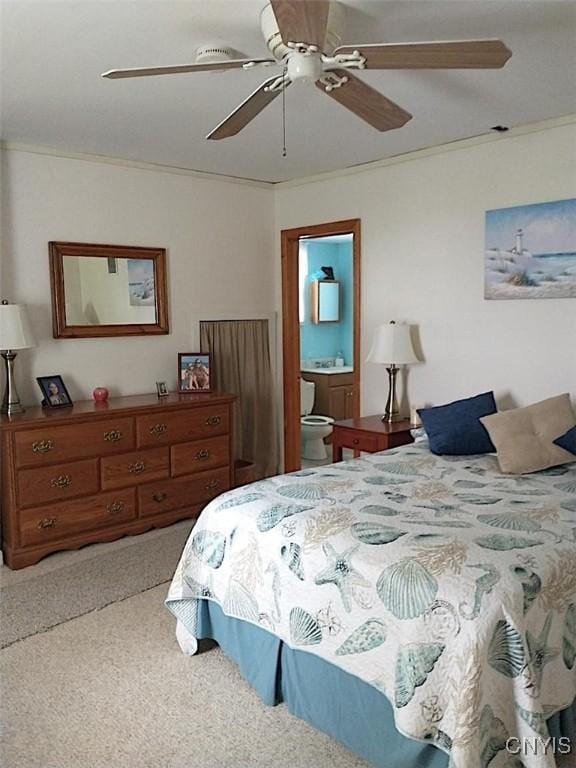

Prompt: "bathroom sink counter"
[300,366,354,374]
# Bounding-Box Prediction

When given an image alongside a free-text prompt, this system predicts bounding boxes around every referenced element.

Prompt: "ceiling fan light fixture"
[287,52,323,82]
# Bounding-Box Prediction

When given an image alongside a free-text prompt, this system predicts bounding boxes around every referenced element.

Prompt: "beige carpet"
[1,582,370,768]
[1,522,193,648]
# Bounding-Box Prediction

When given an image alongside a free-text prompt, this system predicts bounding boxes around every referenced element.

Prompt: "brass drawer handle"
[206,415,221,427]
[352,439,360,445]
[152,492,167,503]
[128,461,146,475]
[106,501,125,515]
[50,474,71,488]
[104,430,123,443]
[32,439,54,453]
[37,517,57,529]
[205,479,220,491]
[149,423,168,437]
[195,448,211,461]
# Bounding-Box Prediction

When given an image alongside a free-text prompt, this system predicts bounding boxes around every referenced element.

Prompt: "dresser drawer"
[136,405,229,448]
[19,489,137,547]
[14,417,135,468]
[101,447,169,490]
[17,459,100,509]
[138,467,230,517]
[171,435,230,477]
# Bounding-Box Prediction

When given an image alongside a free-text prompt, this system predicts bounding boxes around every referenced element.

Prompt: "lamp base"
[382,365,400,423]
[1,351,25,416]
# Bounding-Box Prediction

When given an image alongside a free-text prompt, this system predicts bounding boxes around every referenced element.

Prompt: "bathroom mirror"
[311,280,340,323]
[49,242,169,338]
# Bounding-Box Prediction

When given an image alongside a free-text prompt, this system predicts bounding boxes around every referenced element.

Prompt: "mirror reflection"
[62,256,157,325]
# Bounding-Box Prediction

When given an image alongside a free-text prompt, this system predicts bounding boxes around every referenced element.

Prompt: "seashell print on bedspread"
[166,443,576,768]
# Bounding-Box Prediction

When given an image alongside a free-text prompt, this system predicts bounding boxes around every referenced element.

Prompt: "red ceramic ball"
[93,387,109,402]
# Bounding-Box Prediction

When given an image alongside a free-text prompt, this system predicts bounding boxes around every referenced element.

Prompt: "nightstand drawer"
[101,447,169,490]
[336,429,381,453]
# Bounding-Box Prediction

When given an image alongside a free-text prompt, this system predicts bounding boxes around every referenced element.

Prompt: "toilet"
[300,379,335,460]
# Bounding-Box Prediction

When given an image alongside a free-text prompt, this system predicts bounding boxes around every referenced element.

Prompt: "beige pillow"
[480,393,576,474]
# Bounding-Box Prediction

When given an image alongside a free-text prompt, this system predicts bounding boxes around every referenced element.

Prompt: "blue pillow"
[417,392,497,455]
[554,425,576,455]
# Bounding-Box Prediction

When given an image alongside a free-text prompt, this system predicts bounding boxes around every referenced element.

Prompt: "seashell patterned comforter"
[166,443,576,768]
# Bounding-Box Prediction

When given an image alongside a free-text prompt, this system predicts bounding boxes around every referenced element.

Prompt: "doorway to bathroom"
[281,219,361,472]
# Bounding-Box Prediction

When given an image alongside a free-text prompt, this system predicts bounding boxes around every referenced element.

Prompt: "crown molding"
[274,113,576,190]
[0,141,274,189]
[2,113,575,189]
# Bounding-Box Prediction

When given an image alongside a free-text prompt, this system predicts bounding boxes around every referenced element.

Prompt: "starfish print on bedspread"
[314,543,371,612]
[525,612,560,696]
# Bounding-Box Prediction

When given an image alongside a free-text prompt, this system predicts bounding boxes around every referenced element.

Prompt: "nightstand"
[331,416,414,462]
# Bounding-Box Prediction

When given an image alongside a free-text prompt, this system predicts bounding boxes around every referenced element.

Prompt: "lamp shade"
[366,322,418,365]
[0,302,36,350]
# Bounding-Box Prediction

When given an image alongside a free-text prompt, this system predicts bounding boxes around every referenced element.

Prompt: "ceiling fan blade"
[270,0,329,48]
[207,76,289,140]
[102,58,276,79]
[334,40,512,69]
[317,70,412,132]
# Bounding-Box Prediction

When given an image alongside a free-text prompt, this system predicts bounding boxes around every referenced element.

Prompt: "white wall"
[1,149,275,405]
[275,123,576,416]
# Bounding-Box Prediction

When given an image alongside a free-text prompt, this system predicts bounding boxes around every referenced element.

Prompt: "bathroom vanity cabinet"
[300,371,354,422]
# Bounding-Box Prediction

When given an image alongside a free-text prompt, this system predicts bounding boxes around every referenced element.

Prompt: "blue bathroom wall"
[300,238,354,365]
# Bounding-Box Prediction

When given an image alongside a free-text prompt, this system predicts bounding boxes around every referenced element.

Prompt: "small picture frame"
[156,381,169,397]
[37,375,73,408]
[178,353,211,393]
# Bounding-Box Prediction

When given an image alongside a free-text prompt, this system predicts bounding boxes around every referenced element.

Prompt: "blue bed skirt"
[191,599,575,768]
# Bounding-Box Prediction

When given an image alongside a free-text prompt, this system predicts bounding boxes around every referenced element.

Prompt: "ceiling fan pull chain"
[282,64,287,158]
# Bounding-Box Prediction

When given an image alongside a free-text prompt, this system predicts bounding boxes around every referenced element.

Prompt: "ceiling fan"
[102,0,512,140]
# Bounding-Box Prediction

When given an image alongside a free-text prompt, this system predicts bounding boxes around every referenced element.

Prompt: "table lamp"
[367,321,418,422]
[0,300,36,415]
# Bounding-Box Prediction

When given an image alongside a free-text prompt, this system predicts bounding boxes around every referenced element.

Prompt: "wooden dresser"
[0,392,235,569]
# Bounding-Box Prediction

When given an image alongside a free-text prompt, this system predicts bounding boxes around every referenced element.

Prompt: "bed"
[166,443,576,768]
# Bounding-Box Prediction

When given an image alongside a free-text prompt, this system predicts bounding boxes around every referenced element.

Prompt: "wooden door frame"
[281,218,361,472]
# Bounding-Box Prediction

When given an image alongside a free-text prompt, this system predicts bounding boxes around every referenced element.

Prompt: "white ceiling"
[2,1,575,183]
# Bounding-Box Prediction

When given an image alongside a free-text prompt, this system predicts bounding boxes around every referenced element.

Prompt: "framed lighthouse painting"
[484,198,576,300]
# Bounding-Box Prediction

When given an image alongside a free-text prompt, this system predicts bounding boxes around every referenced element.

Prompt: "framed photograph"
[156,381,169,397]
[36,375,73,408]
[178,353,211,393]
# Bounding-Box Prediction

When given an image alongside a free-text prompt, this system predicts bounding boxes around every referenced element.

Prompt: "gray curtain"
[200,319,278,479]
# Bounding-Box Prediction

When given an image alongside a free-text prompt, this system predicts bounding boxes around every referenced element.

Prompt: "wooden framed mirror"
[49,242,169,338]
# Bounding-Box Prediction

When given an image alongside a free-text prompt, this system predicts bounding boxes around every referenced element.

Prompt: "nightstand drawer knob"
[128,461,146,474]
[353,439,360,445]
[206,415,221,426]
[205,479,220,491]
[149,423,168,437]
[195,448,211,461]
[152,492,168,503]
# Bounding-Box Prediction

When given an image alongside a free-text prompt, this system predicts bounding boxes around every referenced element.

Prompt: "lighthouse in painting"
[512,228,528,256]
